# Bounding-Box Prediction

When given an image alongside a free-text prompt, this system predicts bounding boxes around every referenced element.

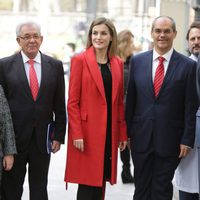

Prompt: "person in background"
[173,21,200,200]
[64,17,127,200]
[126,16,198,200]
[66,42,76,54]
[0,21,66,200]
[62,42,76,75]
[0,85,17,199]
[117,29,134,184]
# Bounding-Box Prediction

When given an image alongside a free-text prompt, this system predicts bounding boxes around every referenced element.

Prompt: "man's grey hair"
[16,21,41,36]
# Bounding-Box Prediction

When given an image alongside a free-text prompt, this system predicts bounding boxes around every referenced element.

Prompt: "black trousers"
[179,190,199,200]
[77,184,105,200]
[120,146,131,169]
[2,133,50,200]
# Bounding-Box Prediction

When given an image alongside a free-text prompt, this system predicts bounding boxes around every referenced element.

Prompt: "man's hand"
[3,155,14,171]
[51,140,61,153]
[73,139,84,152]
[179,144,191,158]
[119,141,127,151]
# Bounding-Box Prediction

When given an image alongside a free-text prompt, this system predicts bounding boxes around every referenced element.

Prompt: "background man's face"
[188,27,200,56]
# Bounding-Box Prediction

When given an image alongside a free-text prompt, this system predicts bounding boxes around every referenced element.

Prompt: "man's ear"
[40,36,44,43]
[16,37,20,44]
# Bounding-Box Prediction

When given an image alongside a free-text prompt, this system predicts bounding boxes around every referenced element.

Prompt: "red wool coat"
[64,46,127,187]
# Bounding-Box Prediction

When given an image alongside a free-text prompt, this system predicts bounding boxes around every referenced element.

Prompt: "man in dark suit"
[126,16,198,200]
[0,21,66,200]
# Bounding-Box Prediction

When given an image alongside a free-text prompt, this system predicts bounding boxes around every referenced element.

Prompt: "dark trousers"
[120,146,131,169]
[131,148,180,200]
[179,190,199,200]
[2,134,50,200]
[77,184,105,200]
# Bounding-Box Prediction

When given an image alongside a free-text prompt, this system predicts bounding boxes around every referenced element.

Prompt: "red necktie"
[154,56,165,97]
[28,59,39,101]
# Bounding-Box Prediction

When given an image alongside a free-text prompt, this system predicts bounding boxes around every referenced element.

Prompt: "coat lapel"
[110,58,119,103]
[84,47,106,101]
[145,51,155,98]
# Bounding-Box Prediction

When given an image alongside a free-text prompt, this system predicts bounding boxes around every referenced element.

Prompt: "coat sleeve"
[125,57,136,138]
[53,59,67,144]
[67,55,84,140]
[182,61,198,147]
[0,85,17,156]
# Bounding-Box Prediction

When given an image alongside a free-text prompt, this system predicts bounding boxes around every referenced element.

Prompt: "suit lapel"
[36,54,50,100]
[157,50,180,97]
[15,53,33,99]
[14,52,51,101]
[84,47,106,101]
[145,51,155,98]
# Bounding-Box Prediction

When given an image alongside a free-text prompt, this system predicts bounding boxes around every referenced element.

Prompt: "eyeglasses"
[18,35,41,41]
[153,29,173,35]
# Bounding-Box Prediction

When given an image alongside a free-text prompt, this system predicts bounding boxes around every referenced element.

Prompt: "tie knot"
[158,56,165,63]
[28,59,34,65]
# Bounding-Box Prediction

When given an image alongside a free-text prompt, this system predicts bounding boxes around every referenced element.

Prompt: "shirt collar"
[21,51,41,64]
[190,54,198,62]
[153,48,174,62]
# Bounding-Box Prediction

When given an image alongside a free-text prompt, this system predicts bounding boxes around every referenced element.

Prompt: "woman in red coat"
[64,17,127,200]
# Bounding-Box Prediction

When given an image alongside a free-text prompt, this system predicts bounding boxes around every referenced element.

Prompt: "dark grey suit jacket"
[0,52,66,154]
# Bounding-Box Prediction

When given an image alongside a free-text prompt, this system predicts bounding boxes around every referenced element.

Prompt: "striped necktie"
[154,56,165,97]
[28,59,39,101]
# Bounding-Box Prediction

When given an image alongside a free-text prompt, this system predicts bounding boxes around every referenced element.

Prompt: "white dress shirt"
[21,51,42,86]
[152,48,174,82]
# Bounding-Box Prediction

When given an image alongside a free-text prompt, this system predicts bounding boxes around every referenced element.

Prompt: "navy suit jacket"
[0,52,66,154]
[126,50,198,156]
